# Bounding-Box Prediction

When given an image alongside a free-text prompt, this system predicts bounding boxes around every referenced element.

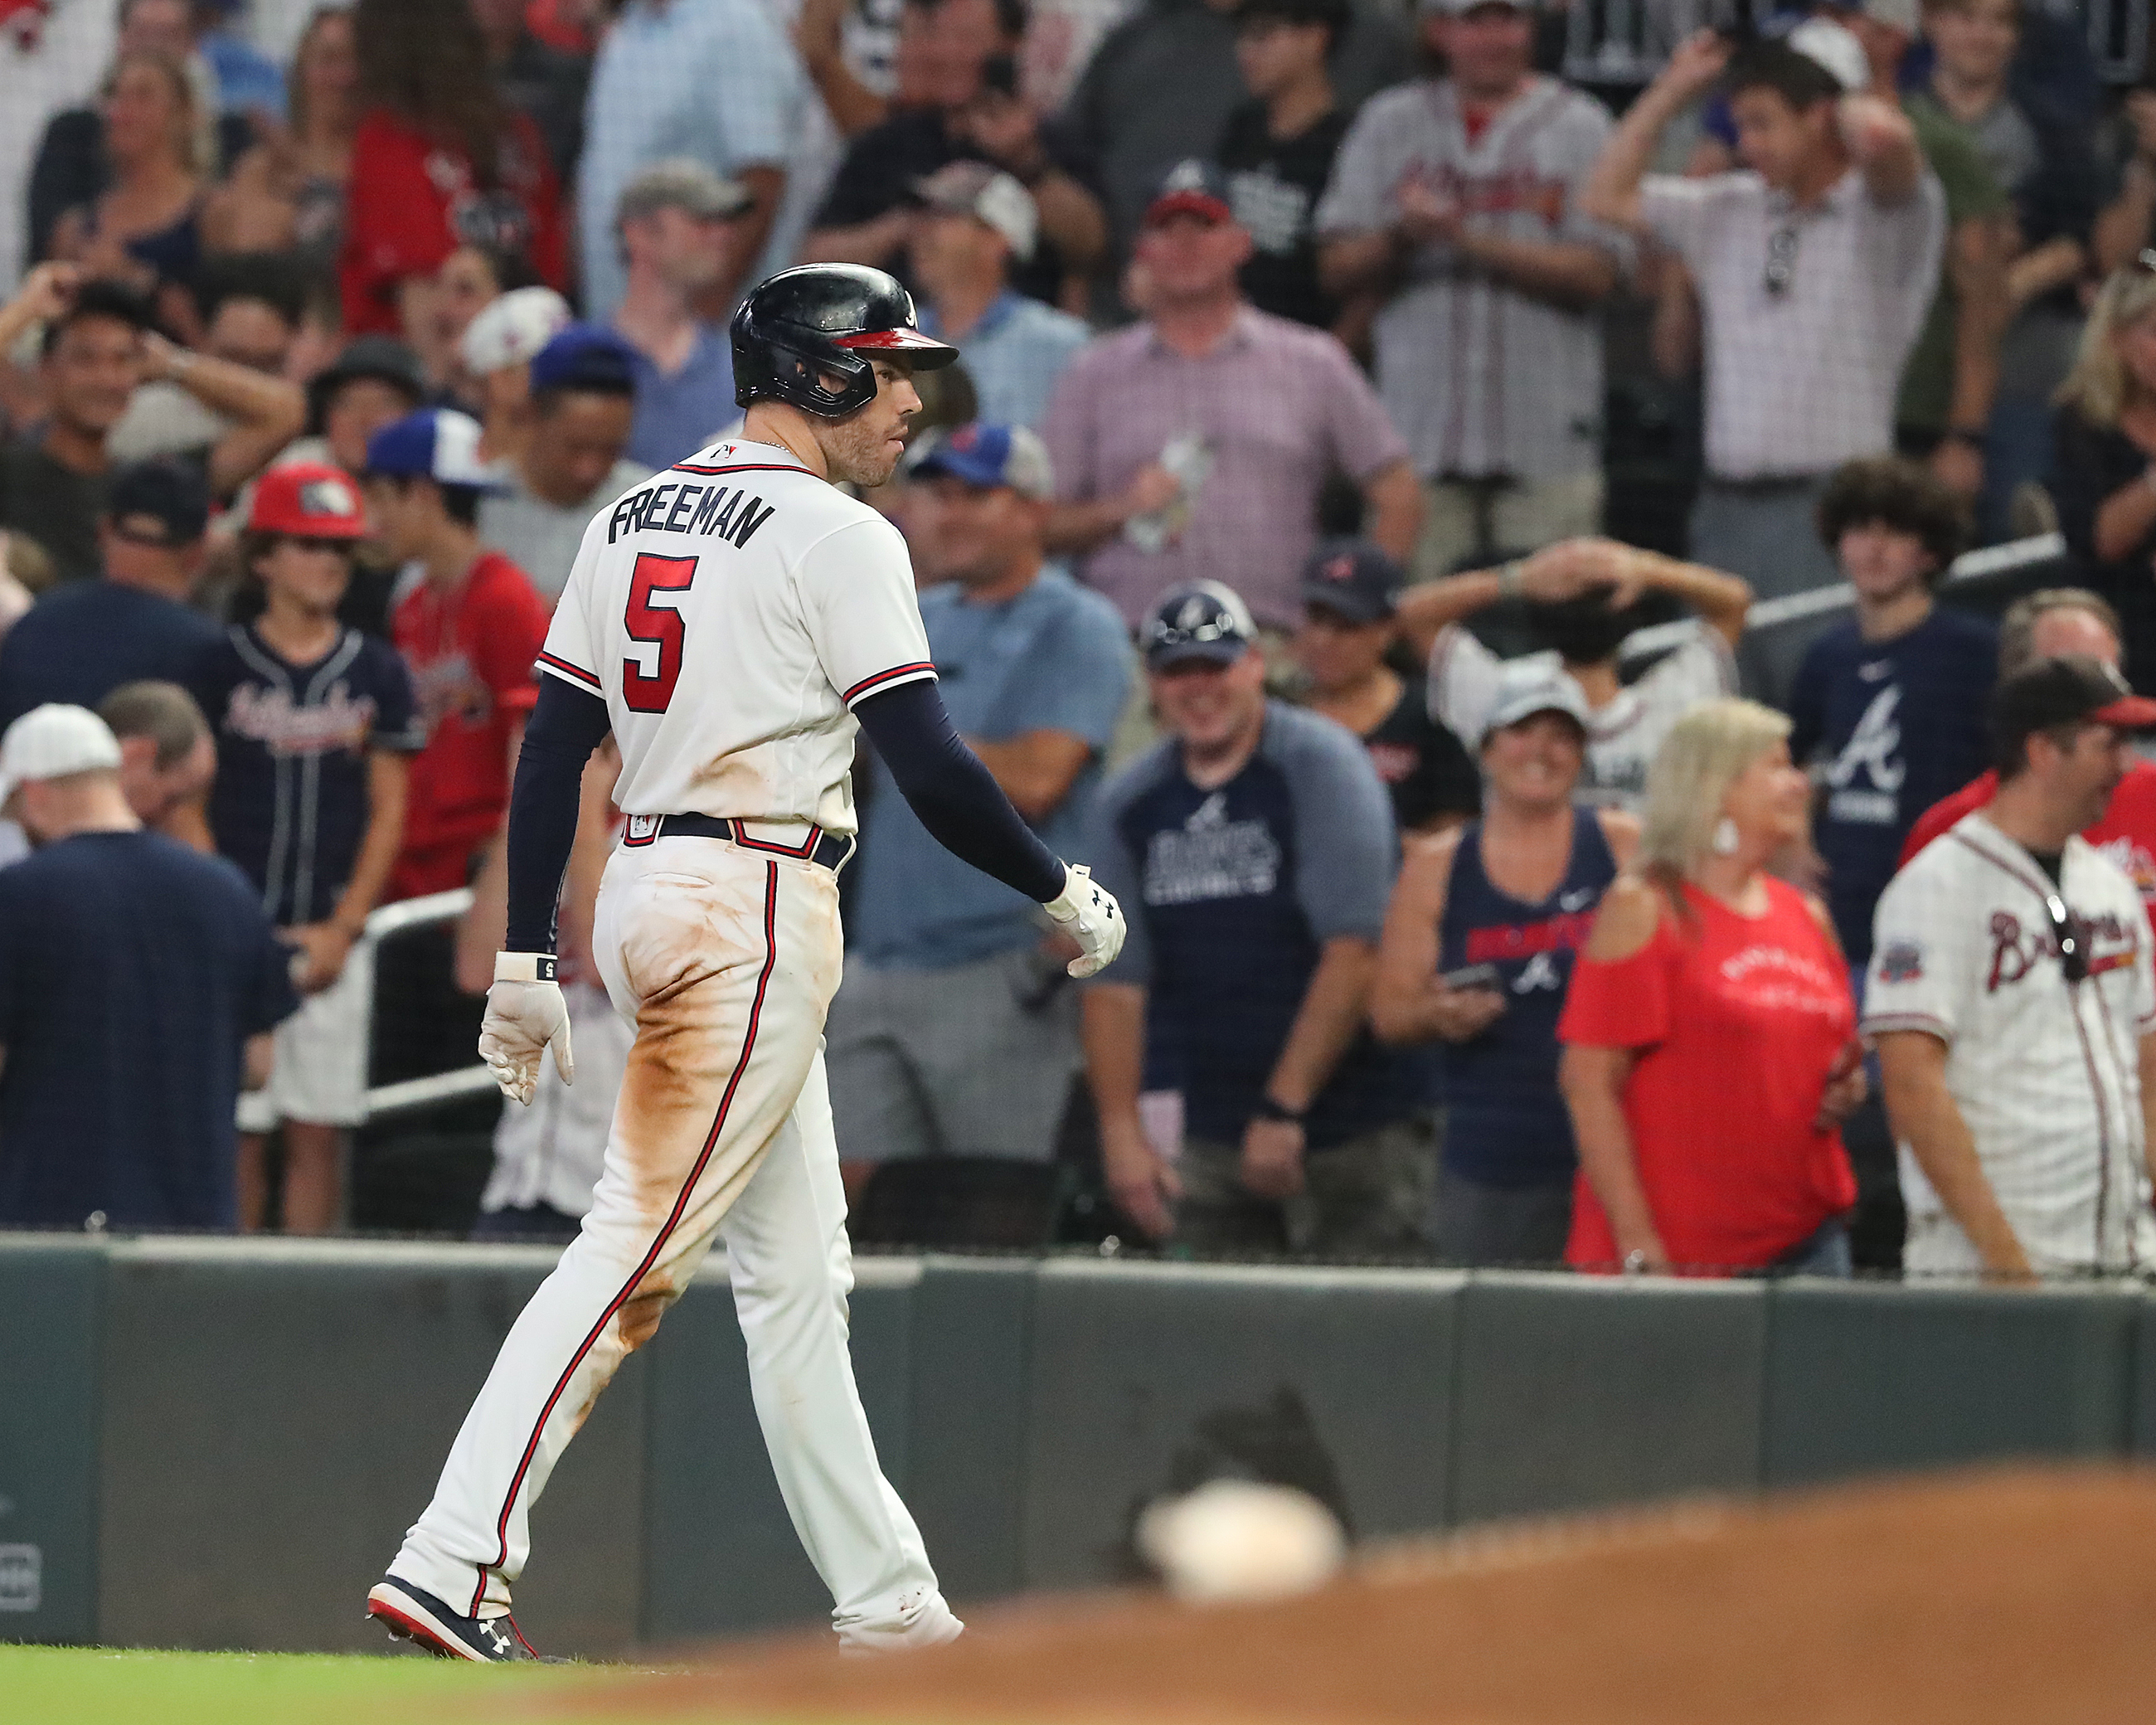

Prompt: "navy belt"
[623,814,855,872]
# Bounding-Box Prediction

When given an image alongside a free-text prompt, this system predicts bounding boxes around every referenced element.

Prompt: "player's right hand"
[479,973,575,1105]
[1043,862,1125,979]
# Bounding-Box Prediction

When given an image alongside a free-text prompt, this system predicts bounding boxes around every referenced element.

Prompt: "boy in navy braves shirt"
[192,462,423,1232]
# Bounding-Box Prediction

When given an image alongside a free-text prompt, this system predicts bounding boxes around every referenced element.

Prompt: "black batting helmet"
[731,264,959,419]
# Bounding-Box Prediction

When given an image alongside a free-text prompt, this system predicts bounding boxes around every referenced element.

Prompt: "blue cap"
[906,423,1055,501]
[528,323,639,396]
[1143,580,1257,668]
[1144,159,1235,228]
[1300,537,1402,625]
[105,457,210,546]
[364,407,498,489]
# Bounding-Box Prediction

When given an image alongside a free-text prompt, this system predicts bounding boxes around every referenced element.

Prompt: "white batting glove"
[1043,862,1126,979]
[479,953,575,1105]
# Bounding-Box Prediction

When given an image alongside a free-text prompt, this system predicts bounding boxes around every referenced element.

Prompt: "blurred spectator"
[795,0,911,140]
[97,678,216,851]
[1291,537,1478,835]
[478,326,653,604]
[1315,0,1625,579]
[339,0,566,337]
[1219,0,1351,334]
[362,406,547,899]
[1582,34,1945,701]
[462,741,630,1242]
[1041,161,1419,631]
[1083,580,1431,1254]
[196,0,288,122]
[469,0,592,187]
[577,0,801,322]
[0,458,222,729]
[459,283,574,464]
[27,0,243,271]
[1559,699,1865,1274]
[1869,657,2156,1278]
[908,162,1089,429]
[49,51,208,327]
[195,462,419,1232]
[1789,457,1992,965]
[1065,0,1408,260]
[1909,0,2100,540]
[609,160,755,469]
[201,6,359,276]
[829,425,1132,1215]
[2095,81,2156,276]
[2052,263,2156,688]
[1901,590,2156,929]
[1373,662,1638,1265]
[1406,537,1749,814]
[415,241,541,404]
[0,272,303,585]
[0,702,295,1233]
[809,27,1106,312]
[109,251,306,462]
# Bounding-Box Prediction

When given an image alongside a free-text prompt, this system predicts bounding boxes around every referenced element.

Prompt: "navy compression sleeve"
[853,678,1066,903]
[503,673,612,955]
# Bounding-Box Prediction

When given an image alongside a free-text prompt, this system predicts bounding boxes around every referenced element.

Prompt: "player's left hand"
[480,969,575,1105]
[1044,863,1125,978]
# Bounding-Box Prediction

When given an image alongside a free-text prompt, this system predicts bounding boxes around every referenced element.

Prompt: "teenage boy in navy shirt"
[1082,579,1429,1254]
[192,463,422,1232]
[1787,457,1997,966]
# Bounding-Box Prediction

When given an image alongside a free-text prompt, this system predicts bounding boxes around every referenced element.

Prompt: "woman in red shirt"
[1558,699,1867,1275]
[339,0,566,338]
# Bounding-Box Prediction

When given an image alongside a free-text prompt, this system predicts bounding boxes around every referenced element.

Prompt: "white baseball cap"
[0,704,124,804]
[1479,660,1592,749]
[459,286,573,378]
[913,161,1039,262]
[1786,17,1871,93]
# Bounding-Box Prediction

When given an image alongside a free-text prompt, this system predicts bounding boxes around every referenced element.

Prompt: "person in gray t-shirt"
[477,324,652,604]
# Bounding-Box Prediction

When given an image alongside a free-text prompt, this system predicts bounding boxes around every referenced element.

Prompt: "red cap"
[247,462,367,540]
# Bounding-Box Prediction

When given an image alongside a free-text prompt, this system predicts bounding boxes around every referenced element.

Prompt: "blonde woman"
[1556,700,1866,1275]
[2053,260,2156,685]
[51,54,206,308]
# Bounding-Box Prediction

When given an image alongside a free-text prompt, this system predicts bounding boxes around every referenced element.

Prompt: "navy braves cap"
[1992,654,2156,746]
[906,423,1055,500]
[528,323,639,396]
[1144,159,1235,228]
[364,406,500,489]
[105,457,210,546]
[1301,537,1403,625]
[1144,580,1257,668]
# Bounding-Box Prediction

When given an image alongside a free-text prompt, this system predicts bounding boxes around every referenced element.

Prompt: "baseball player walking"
[1867,658,2156,1280]
[366,264,1124,1659]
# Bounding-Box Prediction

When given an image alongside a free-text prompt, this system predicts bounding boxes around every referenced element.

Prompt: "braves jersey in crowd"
[1087,701,1421,1149]
[192,624,425,926]
[1357,685,1480,833]
[1436,809,1616,1187]
[1865,814,2155,1271]
[1429,626,1736,814]
[537,440,936,827]
[1313,75,1628,482]
[391,551,551,896]
[1788,607,1998,962]
[1899,760,2156,931]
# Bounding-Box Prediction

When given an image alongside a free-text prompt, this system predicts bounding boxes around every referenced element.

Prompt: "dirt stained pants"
[391,833,957,1648]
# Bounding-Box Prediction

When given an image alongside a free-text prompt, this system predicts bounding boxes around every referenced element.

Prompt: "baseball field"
[13,1462,2156,1725]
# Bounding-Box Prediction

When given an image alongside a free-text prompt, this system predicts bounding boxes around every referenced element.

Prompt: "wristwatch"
[1250,1093,1306,1125]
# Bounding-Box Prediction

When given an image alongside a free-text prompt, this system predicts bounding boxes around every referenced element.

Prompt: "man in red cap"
[187,460,424,1233]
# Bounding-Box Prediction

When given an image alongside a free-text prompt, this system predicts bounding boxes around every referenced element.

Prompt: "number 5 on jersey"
[624,552,697,712]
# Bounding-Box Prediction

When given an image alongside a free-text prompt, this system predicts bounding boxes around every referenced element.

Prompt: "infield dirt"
[538,1464,2156,1724]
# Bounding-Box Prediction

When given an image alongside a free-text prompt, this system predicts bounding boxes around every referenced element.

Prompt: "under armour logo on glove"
[1044,863,1127,979]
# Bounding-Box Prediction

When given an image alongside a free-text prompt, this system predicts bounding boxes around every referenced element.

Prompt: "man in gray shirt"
[1081,578,1431,1255]
[1316,0,1629,581]
[478,325,652,605]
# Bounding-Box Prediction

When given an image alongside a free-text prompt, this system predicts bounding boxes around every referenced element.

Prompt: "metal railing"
[354,887,499,1123]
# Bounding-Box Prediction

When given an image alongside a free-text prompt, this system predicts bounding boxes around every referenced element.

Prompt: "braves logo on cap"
[1161,160,1210,195]
[949,425,980,453]
[1320,555,1355,585]
[299,478,359,519]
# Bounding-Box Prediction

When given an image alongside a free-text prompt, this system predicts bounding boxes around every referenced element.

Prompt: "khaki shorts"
[1410,471,1605,584]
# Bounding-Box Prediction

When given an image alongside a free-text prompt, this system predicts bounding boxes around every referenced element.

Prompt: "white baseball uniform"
[388,438,961,1649]
[1863,812,2156,1276]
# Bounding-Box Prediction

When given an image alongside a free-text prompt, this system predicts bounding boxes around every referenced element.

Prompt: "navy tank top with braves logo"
[1435,806,1617,1185]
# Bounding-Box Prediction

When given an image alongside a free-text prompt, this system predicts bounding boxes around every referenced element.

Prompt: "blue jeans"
[1771,1217,1854,1277]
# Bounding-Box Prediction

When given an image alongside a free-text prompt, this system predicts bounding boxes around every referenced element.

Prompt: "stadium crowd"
[1,0,2155,1283]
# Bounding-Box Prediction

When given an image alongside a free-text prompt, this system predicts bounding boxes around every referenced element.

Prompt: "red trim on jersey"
[474,862,783,1617]
[842,661,936,706]
[726,819,823,858]
[669,461,810,478]
[536,651,602,694]
[833,328,956,353]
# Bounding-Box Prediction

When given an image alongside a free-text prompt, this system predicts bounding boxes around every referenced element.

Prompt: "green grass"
[0,1644,762,1725]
